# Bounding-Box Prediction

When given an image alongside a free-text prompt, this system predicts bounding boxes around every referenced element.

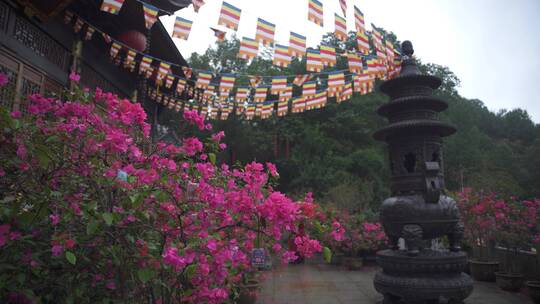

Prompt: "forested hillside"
[164,33,540,211]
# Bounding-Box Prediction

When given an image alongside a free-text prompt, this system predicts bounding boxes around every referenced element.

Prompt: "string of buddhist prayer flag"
[273,44,291,68]
[74,18,84,33]
[196,72,212,89]
[176,79,187,94]
[356,30,370,55]
[100,0,125,14]
[334,14,347,42]
[84,26,95,40]
[218,1,242,31]
[292,96,306,113]
[255,18,276,46]
[254,87,268,103]
[293,74,311,87]
[279,85,293,102]
[249,75,263,88]
[110,42,122,59]
[235,87,249,102]
[271,76,288,94]
[354,6,365,32]
[339,0,347,17]
[302,81,316,97]
[327,71,345,97]
[306,49,323,72]
[277,100,289,116]
[289,32,306,58]
[347,53,363,74]
[142,3,159,29]
[219,74,235,93]
[238,37,259,60]
[172,16,193,40]
[124,49,137,71]
[192,0,205,12]
[308,0,324,26]
[211,27,226,41]
[320,45,336,67]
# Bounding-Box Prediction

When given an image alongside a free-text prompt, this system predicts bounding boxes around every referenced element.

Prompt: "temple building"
[0,0,191,137]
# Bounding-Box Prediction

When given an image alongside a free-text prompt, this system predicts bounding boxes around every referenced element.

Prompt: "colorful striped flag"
[235,87,249,102]
[210,106,219,119]
[157,62,171,82]
[175,101,182,112]
[249,75,262,88]
[254,87,268,103]
[172,17,193,40]
[279,85,292,102]
[306,91,326,110]
[308,0,324,26]
[165,74,175,89]
[84,26,95,40]
[293,74,311,87]
[110,42,122,59]
[196,72,212,89]
[201,105,208,116]
[203,85,215,102]
[238,37,259,60]
[371,24,384,51]
[256,18,275,46]
[347,53,363,74]
[277,100,289,116]
[306,49,323,72]
[353,72,372,94]
[320,45,336,67]
[292,96,306,113]
[184,103,191,112]
[218,1,241,31]
[220,74,235,93]
[246,104,256,120]
[337,82,353,103]
[273,44,291,68]
[139,56,153,77]
[356,30,370,55]
[339,0,347,17]
[354,6,365,32]
[327,71,345,96]
[218,90,230,101]
[143,3,159,29]
[102,33,112,44]
[385,40,395,63]
[64,11,74,24]
[100,0,125,14]
[211,27,226,41]
[74,18,84,33]
[182,66,193,79]
[289,32,306,58]
[192,0,205,12]
[334,14,347,41]
[221,106,230,120]
[302,81,316,97]
[261,101,274,119]
[176,79,187,94]
[123,49,137,71]
[271,76,288,95]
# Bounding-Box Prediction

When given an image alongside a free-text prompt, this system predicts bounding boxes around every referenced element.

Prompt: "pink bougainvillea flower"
[0,73,8,87]
[10,111,21,119]
[211,131,225,142]
[51,244,63,257]
[219,143,227,150]
[69,71,81,82]
[49,214,60,226]
[65,239,76,249]
[106,281,116,290]
[266,162,279,177]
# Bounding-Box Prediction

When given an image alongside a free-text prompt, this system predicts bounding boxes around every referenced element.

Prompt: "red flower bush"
[0,81,332,303]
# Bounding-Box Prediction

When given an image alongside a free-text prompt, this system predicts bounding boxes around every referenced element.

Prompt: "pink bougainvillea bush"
[457,188,539,263]
[0,77,331,303]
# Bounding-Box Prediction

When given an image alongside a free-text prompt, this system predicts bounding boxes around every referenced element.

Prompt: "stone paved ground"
[257,263,533,304]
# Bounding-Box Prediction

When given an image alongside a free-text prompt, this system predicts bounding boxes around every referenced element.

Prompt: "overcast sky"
[160,0,540,122]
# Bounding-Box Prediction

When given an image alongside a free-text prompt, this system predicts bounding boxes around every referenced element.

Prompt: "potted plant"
[236,272,261,304]
[458,189,499,281]
[493,198,535,292]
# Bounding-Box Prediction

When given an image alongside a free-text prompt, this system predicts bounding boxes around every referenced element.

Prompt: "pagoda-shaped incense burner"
[373,41,473,304]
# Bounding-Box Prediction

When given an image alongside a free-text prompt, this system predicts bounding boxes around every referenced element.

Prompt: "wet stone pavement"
[256,262,533,304]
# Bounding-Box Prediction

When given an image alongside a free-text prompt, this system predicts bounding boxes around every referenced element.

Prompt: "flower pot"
[495,272,524,292]
[469,259,499,282]
[342,256,363,270]
[237,280,260,304]
[526,281,540,304]
[331,252,344,266]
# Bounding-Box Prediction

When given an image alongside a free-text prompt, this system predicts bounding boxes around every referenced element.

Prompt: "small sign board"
[251,248,266,266]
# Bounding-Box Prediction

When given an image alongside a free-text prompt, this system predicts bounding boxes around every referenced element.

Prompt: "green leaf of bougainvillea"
[86,221,99,235]
[323,247,332,263]
[66,251,76,265]
[137,268,155,283]
[184,264,197,280]
[103,213,113,226]
[208,153,216,165]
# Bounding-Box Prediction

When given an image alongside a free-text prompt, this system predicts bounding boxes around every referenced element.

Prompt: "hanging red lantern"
[117,30,147,52]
